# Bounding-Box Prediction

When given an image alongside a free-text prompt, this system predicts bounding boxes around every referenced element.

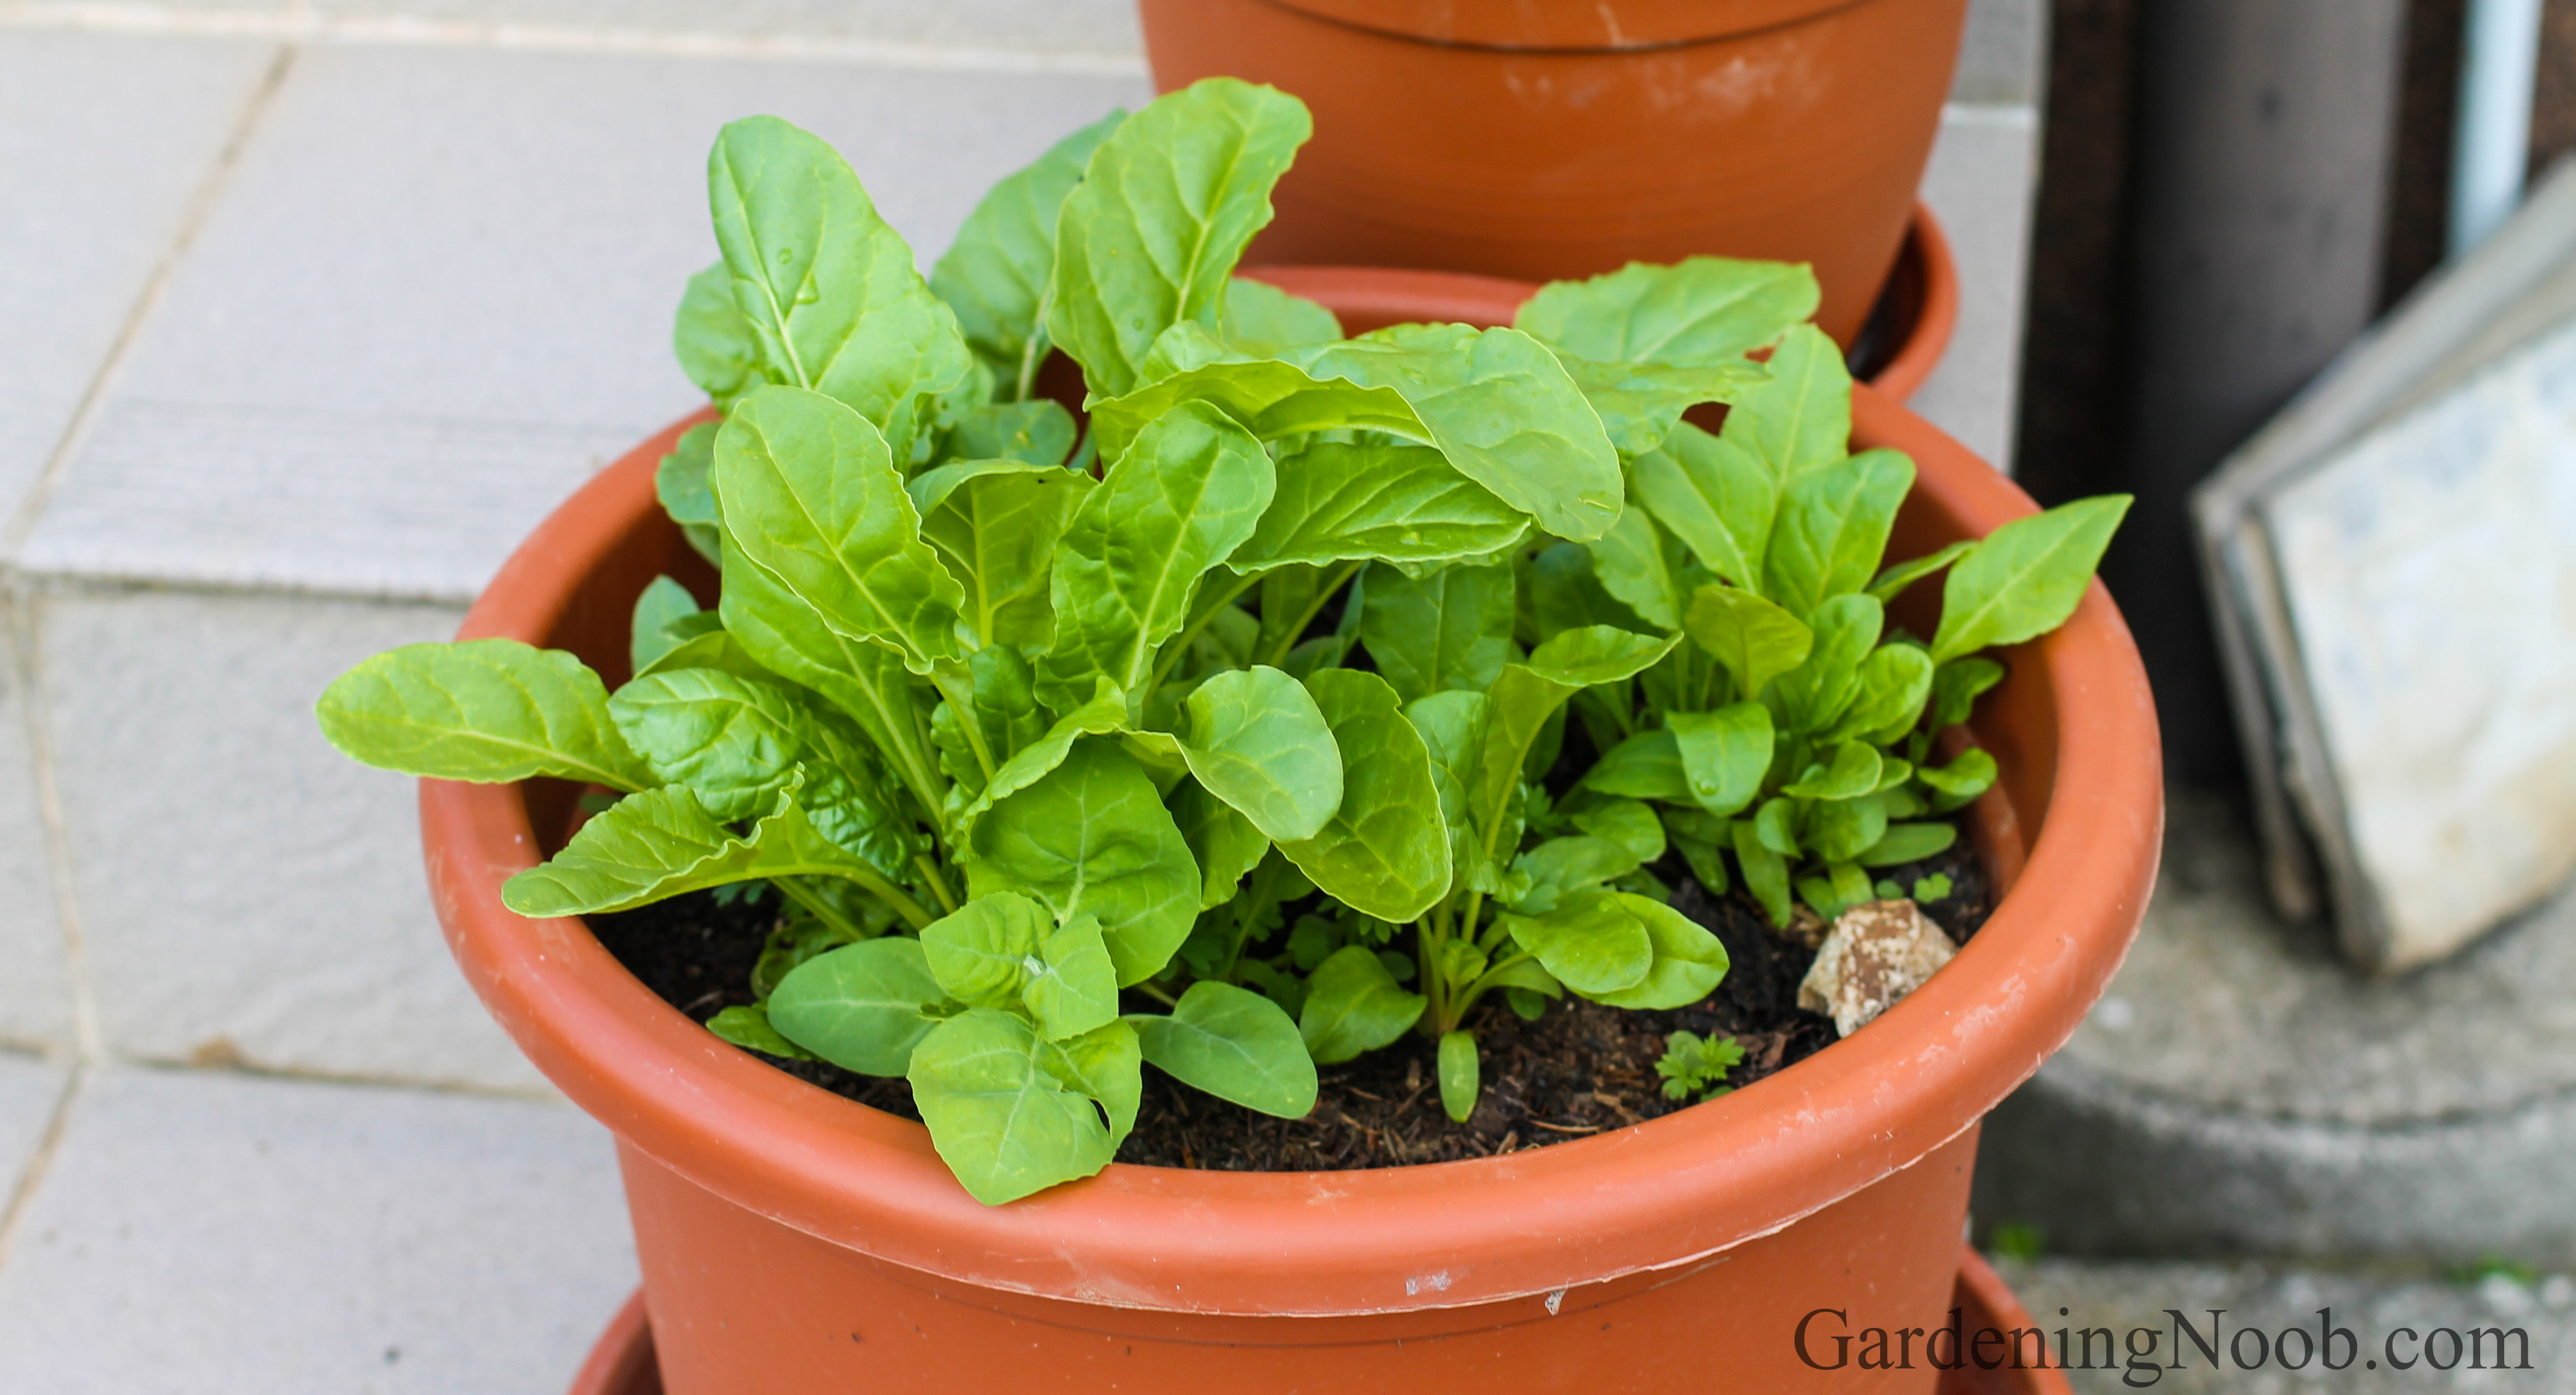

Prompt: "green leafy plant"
[1655,1030,1744,1102]
[316,77,2122,1205]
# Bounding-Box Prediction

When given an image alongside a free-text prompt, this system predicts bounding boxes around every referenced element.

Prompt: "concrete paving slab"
[28,587,557,1091]
[0,1051,67,1201]
[0,30,280,523]
[0,622,70,1051]
[1953,0,2046,107]
[1911,105,2040,472]
[1974,789,2576,1267]
[17,42,1149,601]
[0,1066,636,1395]
[1990,1256,2576,1393]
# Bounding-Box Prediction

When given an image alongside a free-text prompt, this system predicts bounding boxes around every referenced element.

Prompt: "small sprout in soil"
[1655,1029,1744,1103]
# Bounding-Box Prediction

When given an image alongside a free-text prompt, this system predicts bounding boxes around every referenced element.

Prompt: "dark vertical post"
[2110,0,2410,786]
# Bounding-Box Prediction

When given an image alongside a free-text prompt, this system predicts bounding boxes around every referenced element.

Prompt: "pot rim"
[425,303,2159,1320]
[1234,0,1877,53]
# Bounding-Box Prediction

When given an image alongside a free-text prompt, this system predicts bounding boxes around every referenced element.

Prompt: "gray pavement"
[0,1,2068,1390]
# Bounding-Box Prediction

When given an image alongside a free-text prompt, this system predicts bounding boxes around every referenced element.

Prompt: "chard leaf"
[1682,584,1812,701]
[707,1003,815,1060]
[501,779,860,917]
[909,458,1090,650]
[1438,1030,1479,1123]
[1805,791,1889,864]
[1732,818,1794,927]
[1514,257,1820,365]
[966,740,1198,986]
[1297,944,1426,1065]
[1761,449,1915,619]
[317,639,651,792]
[1503,892,1652,994]
[1573,799,1668,863]
[1555,355,1767,457]
[1507,836,1643,916]
[1930,496,2131,663]
[715,387,965,674]
[1179,666,1342,842]
[1220,276,1340,354]
[1583,893,1729,1010]
[1719,324,1851,483]
[1232,441,1527,573]
[1040,401,1274,710]
[930,109,1126,390]
[630,576,702,675]
[1356,559,1514,705]
[1172,776,1269,908]
[655,422,723,564]
[1026,913,1119,1041]
[674,263,759,408]
[1129,981,1318,1118]
[1867,540,1973,605]
[1047,79,1312,399]
[1085,356,1420,459]
[1928,657,2007,730]
[1580,728,1688,800]
[1403,688,1491,895]
[1526,625,1679,688]
[1278,669,1450,922]
[635,623,763,682]
[911,1008,1116,1205]
[1785,742,1884,800]
[1858,820,1958,867]
[949,398,1078,468]
[1918,746,1998,803]
[1773,594,1884,734]
[1667,702,1773,817]
[797,710,921,877]
[1471,628,1675,848]
[1587,501,1682,629]
[959,678,1127,829]
[919,890,1050,1008]
[768,937,949,1075]
[608,668,807,820]
[1825,644,1935,746]
[1632,420,1776,590]
[707,116,971,460]
[1043,1018,1144,1144]
[1290,323,1622,541]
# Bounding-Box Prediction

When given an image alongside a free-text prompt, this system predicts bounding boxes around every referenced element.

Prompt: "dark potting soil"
[587,836,1990,1172]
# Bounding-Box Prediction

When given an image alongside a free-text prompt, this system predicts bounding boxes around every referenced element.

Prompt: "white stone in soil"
[1798,899,1957,1038]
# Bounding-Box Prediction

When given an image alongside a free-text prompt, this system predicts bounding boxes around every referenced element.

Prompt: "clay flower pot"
[424,274,2158,1394]
[1138,0,1971,346]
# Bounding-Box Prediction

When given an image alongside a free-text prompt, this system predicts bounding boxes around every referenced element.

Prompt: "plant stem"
[766,863,935,932]
[1256,559,1363,670]
[913,854,961,916]
[772,877,867,942]
[929,667,998,783]
[1132,982,1179,1008]
[1014,288,1053,403]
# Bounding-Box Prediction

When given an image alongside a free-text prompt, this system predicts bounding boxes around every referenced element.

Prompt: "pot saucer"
[569,1245,2069,1395]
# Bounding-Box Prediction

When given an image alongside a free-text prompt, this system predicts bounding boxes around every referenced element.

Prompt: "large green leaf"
[1043,1018,1144,1144]
[1585,894,1729,1009]
[317,639,651,792]
[1632,420,1776,590]
[929,109,1126,392]
[1580,728,1689,801]
[918,890,1054,1007]
[1171,777,1269,908]
[607,669,807,819]
[950,398,1078,468]
[1930,496,2131,663]
[1178,666,1342,842]
[1277,669,1450,922]
[910,1008,1117,1205]
[1298,944,1426,1065]
[1085,356,1421,460]
[1761,449,1915,620]
[908,458,1091,650]
[967,740,1198,986]
[1586,501,1682,630]
[501,779,865,917]
[1718,324,1851,483]
[674,263,757,408]
[1040,401,1275,709]
[1668,702,1773,818]
[957,678,1127,830]
[1231,441,1526,573]
[1515,257,1820,365]
[1046,79,1311,399]
[1824,643,1936,746]
[1503,892,1651,995]
[1291,324,1623,541]
[1683,584,1813,702]
[1784,741,1883,799]
[796,708,922,877]
[1772,593,1884,735]
[707,116,971,459]
[1555,355,1767,458]
[1219,276,1340,354]
[1129,981,1318,1118]
[715,386,965,674]
[768,937,949,1075]
[1506,835,1644,916]
[1355,559,1515,705]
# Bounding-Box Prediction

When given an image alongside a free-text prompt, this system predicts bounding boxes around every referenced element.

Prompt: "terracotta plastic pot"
[425,274,2159,1393]
[1138,0,1971,345]
[565,1248,2073,1395]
